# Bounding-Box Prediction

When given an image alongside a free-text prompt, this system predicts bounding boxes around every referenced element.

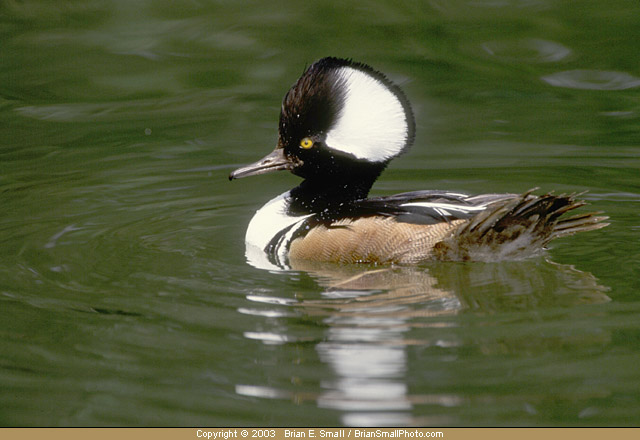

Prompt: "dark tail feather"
[551,211,610,240]
[434,189,609,261]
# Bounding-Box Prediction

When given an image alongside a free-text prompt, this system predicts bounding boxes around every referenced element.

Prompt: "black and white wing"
[355,190,517,224]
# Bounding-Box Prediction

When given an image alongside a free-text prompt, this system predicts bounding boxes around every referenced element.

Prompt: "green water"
[2,0,639,427]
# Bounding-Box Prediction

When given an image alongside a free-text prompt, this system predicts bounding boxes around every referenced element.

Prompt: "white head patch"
[324,66,410,163]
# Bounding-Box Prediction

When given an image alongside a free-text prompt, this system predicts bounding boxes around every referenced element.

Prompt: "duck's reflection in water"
[239,259,610,426]
[293,259,610,315]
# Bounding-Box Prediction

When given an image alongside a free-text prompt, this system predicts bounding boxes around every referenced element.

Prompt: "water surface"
[1,0,639,426]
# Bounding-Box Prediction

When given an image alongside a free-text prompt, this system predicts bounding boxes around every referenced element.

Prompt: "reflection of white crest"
[325,67,409,162]
[238,260,610,426]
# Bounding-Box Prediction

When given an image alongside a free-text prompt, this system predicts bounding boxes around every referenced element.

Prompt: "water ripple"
[482,38,572,63]
[542,69,640,90]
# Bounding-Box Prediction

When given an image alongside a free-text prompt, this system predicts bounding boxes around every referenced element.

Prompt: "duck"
[229,57,608,269]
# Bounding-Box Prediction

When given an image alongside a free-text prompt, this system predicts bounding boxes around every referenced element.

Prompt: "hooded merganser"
[229,57,608,269]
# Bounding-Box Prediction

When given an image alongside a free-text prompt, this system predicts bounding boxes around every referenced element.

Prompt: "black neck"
[288,170,382,220]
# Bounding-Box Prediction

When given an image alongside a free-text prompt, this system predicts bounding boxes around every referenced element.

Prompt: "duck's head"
[229,57,415,185]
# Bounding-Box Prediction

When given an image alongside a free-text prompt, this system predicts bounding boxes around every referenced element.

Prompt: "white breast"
[245,191,312,269]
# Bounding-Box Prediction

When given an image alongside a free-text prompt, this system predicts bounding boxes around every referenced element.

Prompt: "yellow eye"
[299,137,314,149]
